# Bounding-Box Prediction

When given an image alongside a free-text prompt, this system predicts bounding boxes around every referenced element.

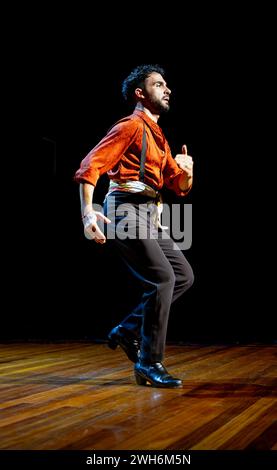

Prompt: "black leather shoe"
[134,361,182,388]
[107,325,140,363]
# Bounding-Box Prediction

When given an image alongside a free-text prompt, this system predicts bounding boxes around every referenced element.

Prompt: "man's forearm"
[79,183,95,217]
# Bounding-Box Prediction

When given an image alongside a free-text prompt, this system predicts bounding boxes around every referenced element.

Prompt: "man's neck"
[135,103,159,123]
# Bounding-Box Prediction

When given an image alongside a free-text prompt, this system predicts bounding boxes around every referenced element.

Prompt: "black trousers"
[104,192,194,363]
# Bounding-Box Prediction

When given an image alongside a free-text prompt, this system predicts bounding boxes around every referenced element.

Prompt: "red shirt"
[74,109,189,196]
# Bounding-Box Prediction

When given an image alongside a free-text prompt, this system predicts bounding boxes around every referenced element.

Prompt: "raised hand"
[174,145,193,177]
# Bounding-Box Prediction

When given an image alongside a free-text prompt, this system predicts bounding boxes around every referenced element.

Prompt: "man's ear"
[135,87,145,99]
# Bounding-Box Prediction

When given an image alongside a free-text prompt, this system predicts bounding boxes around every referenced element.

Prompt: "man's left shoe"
[107,325,140,363]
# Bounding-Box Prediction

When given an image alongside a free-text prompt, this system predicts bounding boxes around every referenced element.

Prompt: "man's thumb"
[182,144,188,155]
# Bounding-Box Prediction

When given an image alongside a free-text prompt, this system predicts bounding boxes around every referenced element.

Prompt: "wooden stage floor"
[0,342,276,450]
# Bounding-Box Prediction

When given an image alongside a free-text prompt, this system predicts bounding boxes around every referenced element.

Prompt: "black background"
[3,6,275,344]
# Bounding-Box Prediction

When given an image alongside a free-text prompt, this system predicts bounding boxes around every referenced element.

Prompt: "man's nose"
[165,87,171,95]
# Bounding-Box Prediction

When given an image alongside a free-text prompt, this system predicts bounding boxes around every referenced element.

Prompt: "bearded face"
[141,73,171,114]
[146,91,170,114]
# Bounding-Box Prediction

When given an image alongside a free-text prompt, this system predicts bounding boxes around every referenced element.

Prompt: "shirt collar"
[133,109,164,137]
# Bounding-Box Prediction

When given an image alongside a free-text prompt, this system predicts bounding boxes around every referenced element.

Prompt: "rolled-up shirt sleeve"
[163,145,191,197]
[74,119,139,186]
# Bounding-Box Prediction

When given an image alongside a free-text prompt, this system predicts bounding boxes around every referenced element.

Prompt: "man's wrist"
[83,204,94,216]
[82,212,97,227]
[82,213,93,220]
[82,207,94,218]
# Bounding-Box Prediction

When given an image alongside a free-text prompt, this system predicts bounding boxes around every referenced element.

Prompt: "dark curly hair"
[122,64,165,103]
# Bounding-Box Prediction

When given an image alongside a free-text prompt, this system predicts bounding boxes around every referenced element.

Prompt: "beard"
[147,96,170,114]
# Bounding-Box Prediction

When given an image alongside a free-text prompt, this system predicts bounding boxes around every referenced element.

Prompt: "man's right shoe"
[107,325,140,363]
[134,361,182,388]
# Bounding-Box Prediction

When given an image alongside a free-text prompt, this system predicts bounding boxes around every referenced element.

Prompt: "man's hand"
[83,211,111,244]
[175,145,193,178]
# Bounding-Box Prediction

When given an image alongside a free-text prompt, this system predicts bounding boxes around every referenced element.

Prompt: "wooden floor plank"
[0,342,276,450]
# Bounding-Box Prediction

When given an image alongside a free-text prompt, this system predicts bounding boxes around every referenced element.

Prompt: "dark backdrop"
[3,15,275,344]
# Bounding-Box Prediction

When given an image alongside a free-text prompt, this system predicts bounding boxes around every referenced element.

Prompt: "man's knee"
[181,267,194,293]
[156,268,176,292]
[186,270,194,290]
